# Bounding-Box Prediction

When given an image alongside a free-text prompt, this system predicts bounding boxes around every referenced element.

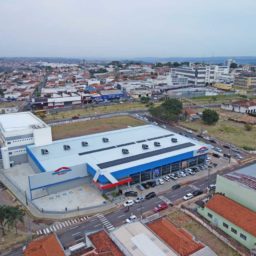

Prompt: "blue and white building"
[26,125,209,197]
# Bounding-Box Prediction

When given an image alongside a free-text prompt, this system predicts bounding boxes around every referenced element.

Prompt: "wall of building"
[33,127,52,146]
[198,206,256,250]
[216,175,256,211]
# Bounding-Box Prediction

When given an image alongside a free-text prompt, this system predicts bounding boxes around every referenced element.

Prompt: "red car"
[153,202,168,212]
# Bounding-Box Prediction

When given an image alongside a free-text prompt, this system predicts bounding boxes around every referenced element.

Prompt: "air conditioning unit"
[142,144,149,150]
[63,145,71,150]
[154,141,161,147]
[41,149,49,155]
[102,137,109,143]
[122,148,129,154]
[171,138,178,143]
[82,141,88,147]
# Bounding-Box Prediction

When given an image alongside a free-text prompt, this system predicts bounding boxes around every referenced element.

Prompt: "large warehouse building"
[26,125,209,197]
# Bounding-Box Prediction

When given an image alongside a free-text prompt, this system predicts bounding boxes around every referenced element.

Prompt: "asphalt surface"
[57,170,218,249]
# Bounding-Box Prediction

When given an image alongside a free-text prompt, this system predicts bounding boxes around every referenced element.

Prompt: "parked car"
[145,192,156,200]
[124,191,138,197]
[154,202,168,212]
[141,183,150,189]
[147,181,156,187]
[136,184,144,191]
[207,184,216,191]
[163,176,170,182]
[169,174,177,180]
[183,193,194,200]
[172,184,181,190]
[134,196,144,203]
[223,144,230,149]
[123,200,134,207]
[180,171,186,177]
[158,178,164,185]
[192,190,203,196]
[125,214,137,223]
[213,147,222,153]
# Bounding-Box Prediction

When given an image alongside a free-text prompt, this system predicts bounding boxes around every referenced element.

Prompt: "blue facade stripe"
[97,151,195,184]
[26,146,46,173]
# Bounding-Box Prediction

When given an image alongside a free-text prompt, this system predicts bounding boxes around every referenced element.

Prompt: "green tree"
[140,96,150,104]
[0,206,25,235]
[149,98,183,122]
[230,63,238,69]
[202,109,219,125]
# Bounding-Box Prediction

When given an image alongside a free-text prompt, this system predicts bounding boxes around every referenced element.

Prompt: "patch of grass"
[168,210,240,256]
[183,94,254,106]
[43,102,148,122]
[180,118,256,150]
[52,115,145,140]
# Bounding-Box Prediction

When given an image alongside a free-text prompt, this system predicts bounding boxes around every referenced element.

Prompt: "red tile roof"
[205,194,256,237]
[148,218,204,256]
[24,233,65,256]
[88,230,124,256]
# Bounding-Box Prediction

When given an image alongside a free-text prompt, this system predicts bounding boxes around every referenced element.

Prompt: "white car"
[158,178,164,185]
[123,200,134,207]
[180,172,186,177]
[163,176,170,181]
[134,197,144,203]
[125,214,137,223]
[183,193,194,200]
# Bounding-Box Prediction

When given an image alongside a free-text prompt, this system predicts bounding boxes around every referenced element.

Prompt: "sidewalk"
[0,171,115,220]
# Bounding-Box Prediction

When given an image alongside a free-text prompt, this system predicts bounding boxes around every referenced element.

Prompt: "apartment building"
[234,73,256,89]
[172,66,218,86]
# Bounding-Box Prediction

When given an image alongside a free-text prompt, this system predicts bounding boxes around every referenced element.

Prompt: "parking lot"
[115,152,230,206]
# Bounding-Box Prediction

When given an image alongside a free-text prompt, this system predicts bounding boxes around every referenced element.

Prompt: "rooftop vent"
[154,141,161,147]
[142,144,149,150]
[122,148,129,154]
[82,141,88,147]
[41,149,49,155]
[102,137,109,143]
[63,145,71,151]
[171,138,177,143]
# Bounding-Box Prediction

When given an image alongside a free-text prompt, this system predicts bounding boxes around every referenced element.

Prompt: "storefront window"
[130,173,140,184]
[162,164,171,175]
[152,168,161,178]
[198,155,206,164]
[141,170,152,182]
[171,162,180,172]
[188,158,197,167]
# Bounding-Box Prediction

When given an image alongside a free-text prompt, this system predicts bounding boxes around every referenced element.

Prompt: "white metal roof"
[0,112,47,133]
[110,222,177,256]
[28,125,207,174]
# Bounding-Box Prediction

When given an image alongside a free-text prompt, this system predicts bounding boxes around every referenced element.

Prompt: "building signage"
[197,146,208,155]
[52,167,71,176]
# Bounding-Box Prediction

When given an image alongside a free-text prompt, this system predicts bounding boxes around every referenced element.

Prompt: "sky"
[0,0,256,58]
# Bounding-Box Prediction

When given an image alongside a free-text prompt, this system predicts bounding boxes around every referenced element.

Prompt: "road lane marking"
[72,232,82,237]
[117,214,126,218]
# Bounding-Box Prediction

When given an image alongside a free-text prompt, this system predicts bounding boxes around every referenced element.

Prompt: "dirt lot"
[0,230,28,252]
[52,115,145,140]
[43,102,147,122]
[168,209,240,256]
[180,110,256,150]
